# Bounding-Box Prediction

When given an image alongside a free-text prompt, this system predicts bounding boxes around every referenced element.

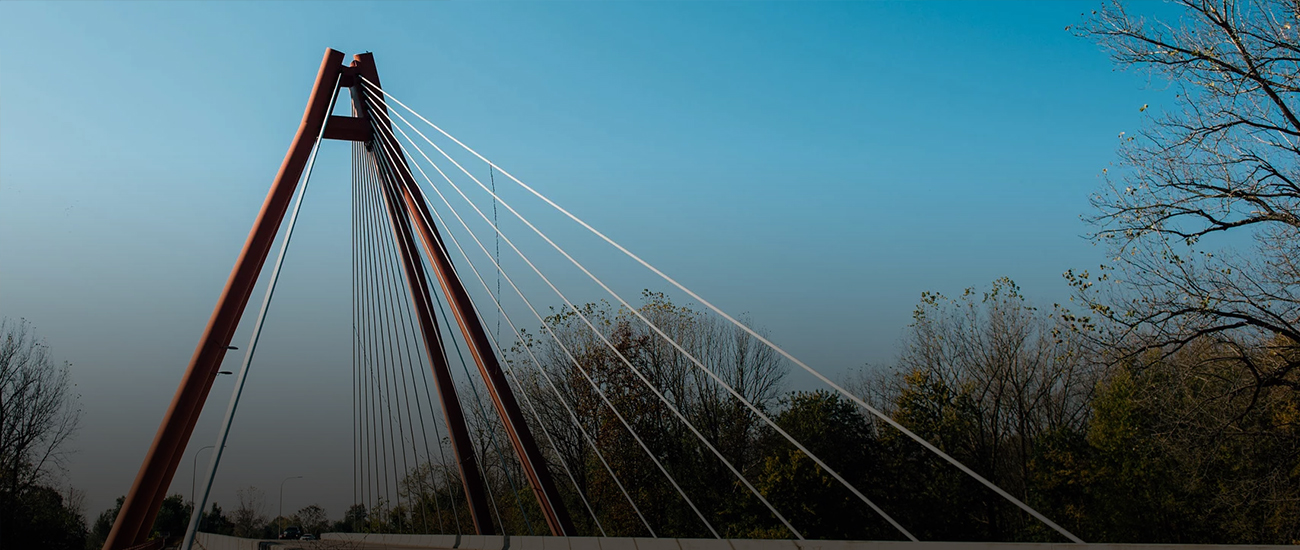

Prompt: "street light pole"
[187,368,233,530]
[279,476,302,537]
[190,445,216,511]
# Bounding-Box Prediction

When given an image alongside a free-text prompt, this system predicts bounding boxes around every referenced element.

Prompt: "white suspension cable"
[369,116,686,536]
[360,152,459,534]
[357,149,399,523]
[365,91,823,535]
[368,106,776,538]
[417,203,610,536]
[182,75,342,550]
[362,151,463,534]
[367,115,657,536]
[361,147,510,534]
[402,168,612,536]
[362,79,1084,544]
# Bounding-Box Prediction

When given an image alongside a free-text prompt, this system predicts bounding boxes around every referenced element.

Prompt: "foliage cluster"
[200,287,1291,543]
[65,0,1300,545]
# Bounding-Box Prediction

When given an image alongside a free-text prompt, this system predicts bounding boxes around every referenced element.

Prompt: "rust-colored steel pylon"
[354,52,577,537]
[104,49,572,550]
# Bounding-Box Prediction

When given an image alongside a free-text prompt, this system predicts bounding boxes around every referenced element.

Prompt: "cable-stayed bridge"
[102,48,1085,550]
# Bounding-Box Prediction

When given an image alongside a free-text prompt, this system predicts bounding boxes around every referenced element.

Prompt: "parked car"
[300,534,317,541]
[279,526,302,540]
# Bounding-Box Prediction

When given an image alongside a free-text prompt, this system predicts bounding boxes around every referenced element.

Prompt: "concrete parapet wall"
[193,533,277,550]
[273,534,1300,550]
[321,533,463,548]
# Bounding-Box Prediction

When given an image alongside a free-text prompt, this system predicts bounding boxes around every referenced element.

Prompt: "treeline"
[235,286,1293,543]
[85,490,361,545]
[79,279,1300,544]
[66,0,1300,546]
[496,288,1299,543]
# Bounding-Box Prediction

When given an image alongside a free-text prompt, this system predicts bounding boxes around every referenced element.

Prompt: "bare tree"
[293,504,329,536]
[230,486,267,538]
[1071,0,1300,394]
[513,292,788,537]
[874,279,1096,500]
[0,318,81,500]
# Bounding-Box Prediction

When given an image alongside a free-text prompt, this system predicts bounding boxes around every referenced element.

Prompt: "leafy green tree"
[294,504,328,536]
[1076,348,1300,543]
[5,485,87,550]
[330,504,367,533]
[200,502,233,535]
[857,278,1097,541]
[515,292,788,538]
[745,391,897,540]
[87,496,124,550]
[872,368,995,541]
[150,493,191,542]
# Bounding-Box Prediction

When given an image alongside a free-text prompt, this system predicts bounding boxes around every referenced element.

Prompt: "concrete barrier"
[193,533,279,550]
[218,533,1300,550]
[321,533,460,548]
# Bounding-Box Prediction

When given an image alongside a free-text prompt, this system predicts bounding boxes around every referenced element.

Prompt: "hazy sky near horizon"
[2,0,1172,524]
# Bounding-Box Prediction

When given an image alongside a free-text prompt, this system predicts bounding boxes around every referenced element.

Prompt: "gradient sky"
[1,0,1172,525]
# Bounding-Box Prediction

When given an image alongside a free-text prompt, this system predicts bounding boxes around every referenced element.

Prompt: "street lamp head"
[217,371,233,375]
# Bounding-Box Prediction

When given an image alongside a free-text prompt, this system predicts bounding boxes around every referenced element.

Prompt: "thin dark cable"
[370,116,525,533]
[371,113,569,536]
[368,112,656,535]
[370,79,1088,543]
[355,143,378,519]
[370,137,430,532]
[361,150,393,521]
[369,152,411,524]
[391,240,449,534]
[369,154,436,535]
[487,162,531,536]
[404,160,617,535]
[374,180,417,533]
[368,97,792,537]
[357,153,376,519]
[352,141,361,522]
[368,125,498,534]
[428,259,535,536]
[489,165,500,345]
[366,112,509,534]
[366,142,470,536]
[379,167,428,533]
[455,258,607,536]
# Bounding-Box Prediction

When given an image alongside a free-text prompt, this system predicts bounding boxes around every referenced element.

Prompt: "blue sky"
[1,0,1168,523]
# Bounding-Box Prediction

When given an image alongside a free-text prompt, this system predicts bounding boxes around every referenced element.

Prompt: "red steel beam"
[323,115,372,142]
[356,53,578,536]
[104,48,347,550]
[350,54,498,534]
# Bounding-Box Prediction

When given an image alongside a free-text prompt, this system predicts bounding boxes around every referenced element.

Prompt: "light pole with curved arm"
[279,475,303,538]
[190,445,224,513]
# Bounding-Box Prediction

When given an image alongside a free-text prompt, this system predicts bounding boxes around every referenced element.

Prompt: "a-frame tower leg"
[106,49,574,550]
[103,49,347,550]
[349,57,497,534]
[354,52,576,536]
